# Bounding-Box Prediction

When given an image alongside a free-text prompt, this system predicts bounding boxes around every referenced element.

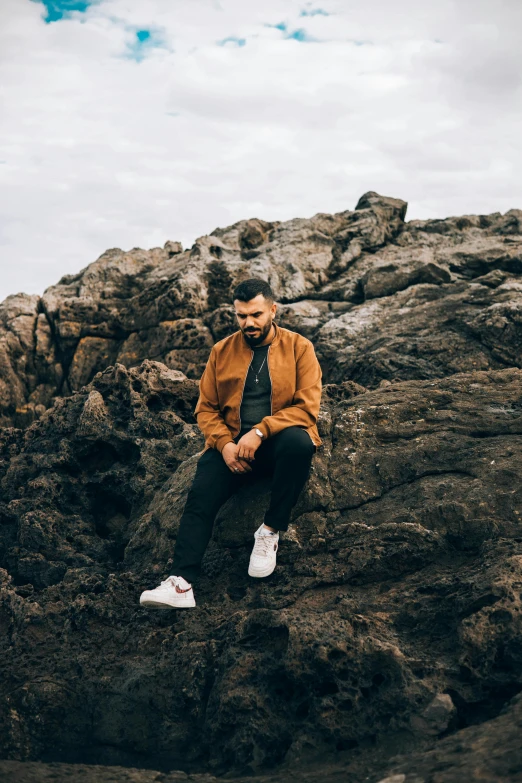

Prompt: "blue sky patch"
[300,8,329,16]
[266,22,316,42]
[31,0,93,23]
[218,36,246,47]
[124,28,168,62]
[286,28,313,42]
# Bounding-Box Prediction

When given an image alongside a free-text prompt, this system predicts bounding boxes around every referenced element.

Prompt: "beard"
[242,318,273,347]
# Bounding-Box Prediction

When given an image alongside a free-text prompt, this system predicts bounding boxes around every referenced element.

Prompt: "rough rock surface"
[1,360,522,780]
[1,192,521,427]
[1,192,522,782]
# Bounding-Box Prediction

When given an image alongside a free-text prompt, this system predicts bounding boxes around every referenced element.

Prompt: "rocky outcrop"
[1,685,522,782]
[1,359,521,779]
[1,192,522,781]
[1,193,520,428]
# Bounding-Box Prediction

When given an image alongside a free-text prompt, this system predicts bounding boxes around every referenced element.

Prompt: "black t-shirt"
[239,344,272,433]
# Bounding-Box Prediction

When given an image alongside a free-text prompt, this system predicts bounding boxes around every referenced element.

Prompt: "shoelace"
[161,576,186,589]
[253,534,277,557]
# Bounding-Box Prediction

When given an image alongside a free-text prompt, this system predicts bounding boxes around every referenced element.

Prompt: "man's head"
[232,278,276,347]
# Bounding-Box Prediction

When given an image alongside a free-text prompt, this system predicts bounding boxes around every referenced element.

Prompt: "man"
[139,278,322,609]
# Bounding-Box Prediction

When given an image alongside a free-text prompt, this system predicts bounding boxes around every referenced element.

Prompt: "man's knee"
[191,447,230,490]
[273,426,315,457]
[198,446,225,468]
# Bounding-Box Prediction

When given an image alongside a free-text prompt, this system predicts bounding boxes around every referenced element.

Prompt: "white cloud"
[0,0,521,300]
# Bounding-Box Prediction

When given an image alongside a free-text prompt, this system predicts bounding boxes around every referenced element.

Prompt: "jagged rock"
[410,693,456,736]
[1,193,522,781]
[0,294,63,428]
[164,240,183,256]
[2,192,520,429]
[314,266,522,385]
[0,360,521,776]
[0,361,201,586]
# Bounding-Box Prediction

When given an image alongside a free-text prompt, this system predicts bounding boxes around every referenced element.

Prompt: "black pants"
[171,426,315,583]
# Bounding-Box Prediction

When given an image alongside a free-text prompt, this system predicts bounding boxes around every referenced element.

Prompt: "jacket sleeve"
[194,346,235,453]
[255,340,322,439]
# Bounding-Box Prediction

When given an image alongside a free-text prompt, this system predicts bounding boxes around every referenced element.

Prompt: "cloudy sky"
[1,0,521,301]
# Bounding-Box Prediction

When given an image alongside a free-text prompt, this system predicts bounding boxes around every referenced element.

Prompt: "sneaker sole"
[248,562,276,578]
[140,597,196,609]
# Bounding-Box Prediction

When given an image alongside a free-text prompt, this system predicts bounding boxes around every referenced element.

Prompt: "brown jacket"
[195,322,322,452]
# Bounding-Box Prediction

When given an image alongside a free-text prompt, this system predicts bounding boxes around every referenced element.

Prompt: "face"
[234,294,277,346]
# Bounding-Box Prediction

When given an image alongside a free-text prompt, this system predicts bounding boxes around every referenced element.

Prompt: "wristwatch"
[254,428,264,440]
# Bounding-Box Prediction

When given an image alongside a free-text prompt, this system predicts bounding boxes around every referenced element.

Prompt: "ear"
[271,302,277,317]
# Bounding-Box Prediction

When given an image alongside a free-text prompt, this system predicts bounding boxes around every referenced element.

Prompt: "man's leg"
[260,427,315,532]
[171,448,244,583]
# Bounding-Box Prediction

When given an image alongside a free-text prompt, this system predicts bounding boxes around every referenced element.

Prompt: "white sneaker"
[139,575,196,609]
[248,524,279,578]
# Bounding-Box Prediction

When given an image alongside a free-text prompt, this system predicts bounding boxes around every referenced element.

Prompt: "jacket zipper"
[267,345,273,415]
[237,350,254,433]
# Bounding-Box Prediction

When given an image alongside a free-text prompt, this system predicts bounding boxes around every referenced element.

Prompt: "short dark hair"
[232,278,274,304]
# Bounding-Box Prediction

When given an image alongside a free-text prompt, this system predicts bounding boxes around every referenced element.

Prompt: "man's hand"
[236,429,262,463]
[222,442,253,474]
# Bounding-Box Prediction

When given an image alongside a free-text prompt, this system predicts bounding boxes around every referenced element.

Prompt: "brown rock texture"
[0,192,522,782]
[1,192,521,427]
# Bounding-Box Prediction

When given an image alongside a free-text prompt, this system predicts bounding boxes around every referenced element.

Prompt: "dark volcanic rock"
[1,686,522,783]
[1,359,521,777]
[0,361,201,586]
[1,193,522,781]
